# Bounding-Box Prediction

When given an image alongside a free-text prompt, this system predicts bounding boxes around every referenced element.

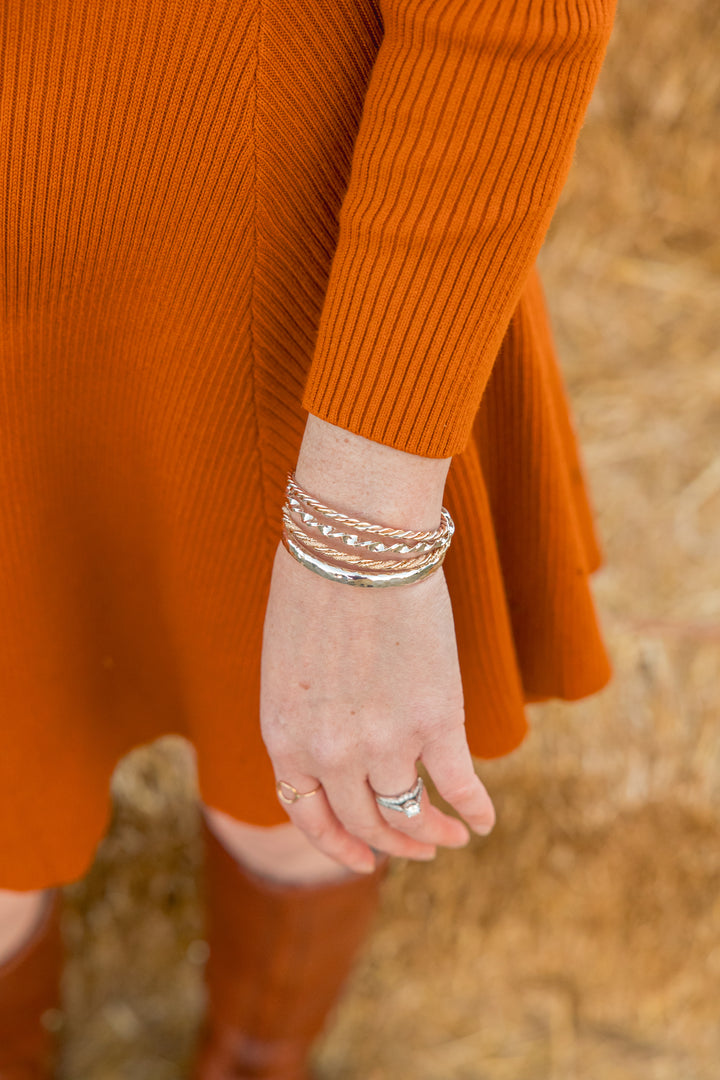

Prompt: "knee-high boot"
[0,888,64,1079]
[192,811,390,1080]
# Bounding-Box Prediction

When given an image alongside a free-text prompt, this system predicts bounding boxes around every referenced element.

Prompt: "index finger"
[271,764,378,873]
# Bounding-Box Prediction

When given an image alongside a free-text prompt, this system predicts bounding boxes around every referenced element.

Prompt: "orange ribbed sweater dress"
[0,0,616,890]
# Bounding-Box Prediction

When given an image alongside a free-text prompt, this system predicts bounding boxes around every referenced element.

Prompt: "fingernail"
[417,848,437,860]
[470,821,494,836]
[355,860,378,874]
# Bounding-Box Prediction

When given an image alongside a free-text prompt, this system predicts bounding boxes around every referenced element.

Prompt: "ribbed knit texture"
[302,0,618,457]
[0,0,614,889]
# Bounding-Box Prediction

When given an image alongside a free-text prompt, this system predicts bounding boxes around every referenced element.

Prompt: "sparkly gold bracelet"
[281,505,450,572]
[280,471,454,588]
[283,495,450,555]
[284,475,453,544]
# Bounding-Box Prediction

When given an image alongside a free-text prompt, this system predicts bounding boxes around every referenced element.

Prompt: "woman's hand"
[260,527,496,875]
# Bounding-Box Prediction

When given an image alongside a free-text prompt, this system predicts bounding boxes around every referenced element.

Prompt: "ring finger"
[368,761,471,847]
[321,766,457,859]
[274,767,436,870]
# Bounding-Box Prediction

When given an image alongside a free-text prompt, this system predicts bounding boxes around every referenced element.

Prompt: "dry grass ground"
[55,1,720,1076]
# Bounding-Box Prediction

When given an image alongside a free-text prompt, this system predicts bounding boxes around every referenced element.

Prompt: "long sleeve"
[300,0,617,458]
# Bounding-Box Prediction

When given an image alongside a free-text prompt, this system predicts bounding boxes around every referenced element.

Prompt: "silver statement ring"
[373,776,424,819]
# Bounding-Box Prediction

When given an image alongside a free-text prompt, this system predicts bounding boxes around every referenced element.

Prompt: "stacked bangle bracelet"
[280,471,454,588]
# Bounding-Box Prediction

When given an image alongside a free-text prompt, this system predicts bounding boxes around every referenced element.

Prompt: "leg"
[200,803,364,885]
[194,800,390,1080]
[0,889,51,965]
[0,887,64,1078]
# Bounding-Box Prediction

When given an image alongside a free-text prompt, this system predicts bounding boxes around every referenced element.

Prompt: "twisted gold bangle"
[282,506,449,572]
[284,494,449,555]
[285,474,454,544]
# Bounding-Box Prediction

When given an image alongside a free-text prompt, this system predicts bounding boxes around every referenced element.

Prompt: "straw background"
[55,0,720,1076]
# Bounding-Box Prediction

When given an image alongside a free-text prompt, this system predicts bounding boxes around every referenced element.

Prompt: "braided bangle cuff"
[280,471,454,588]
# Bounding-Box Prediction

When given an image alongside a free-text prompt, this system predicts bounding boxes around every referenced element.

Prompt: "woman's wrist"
[294,414,452,533]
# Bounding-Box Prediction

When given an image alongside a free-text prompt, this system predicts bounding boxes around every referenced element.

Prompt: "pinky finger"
[420,724,496,835]
[274,770,379,873]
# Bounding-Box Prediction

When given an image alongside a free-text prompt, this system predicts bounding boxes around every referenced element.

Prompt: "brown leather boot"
[0,887,64,1079]
[192,812,390,1080]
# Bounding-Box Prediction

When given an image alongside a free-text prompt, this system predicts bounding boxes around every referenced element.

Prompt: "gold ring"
[276,780,322,805]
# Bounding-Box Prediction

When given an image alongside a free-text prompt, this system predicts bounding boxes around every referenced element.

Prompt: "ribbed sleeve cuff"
[301,0,617,458]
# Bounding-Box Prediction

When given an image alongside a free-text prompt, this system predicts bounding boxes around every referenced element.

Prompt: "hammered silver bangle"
[281,529,449,587]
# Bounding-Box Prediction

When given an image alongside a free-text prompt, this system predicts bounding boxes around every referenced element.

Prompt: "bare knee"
[200,803,359,885]
[0,889,52,966]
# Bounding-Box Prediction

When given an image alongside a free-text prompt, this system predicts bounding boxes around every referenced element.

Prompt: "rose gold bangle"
[280,471,454,588]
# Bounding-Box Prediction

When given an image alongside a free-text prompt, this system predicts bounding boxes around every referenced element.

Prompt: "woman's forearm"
[294,414,452,534]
